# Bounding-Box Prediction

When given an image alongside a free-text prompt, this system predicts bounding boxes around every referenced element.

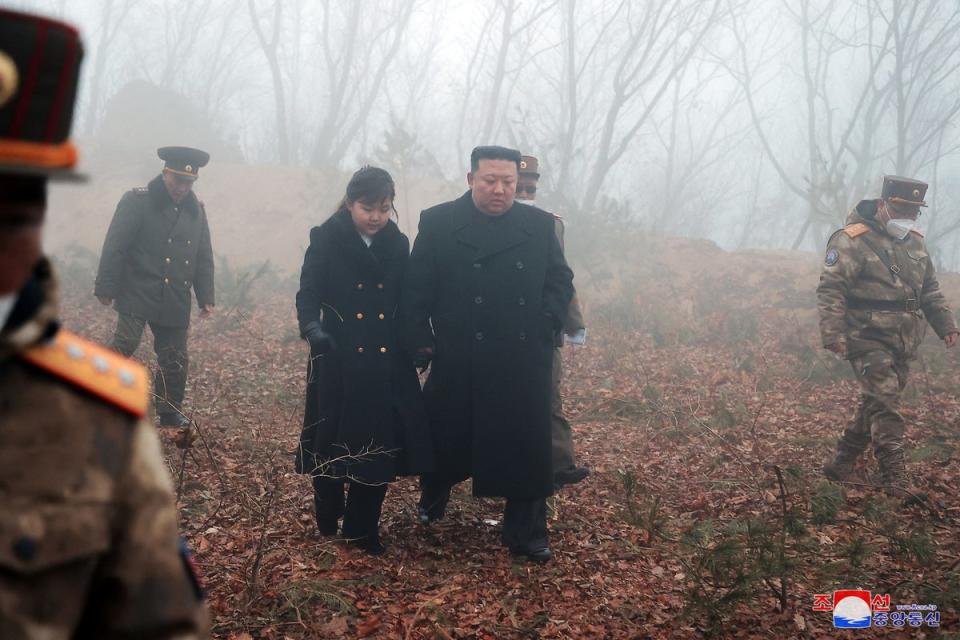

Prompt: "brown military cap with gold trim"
[881,175,927,207]
[158,146,210,181]
[519,155,539,178]
[0,9,84,180]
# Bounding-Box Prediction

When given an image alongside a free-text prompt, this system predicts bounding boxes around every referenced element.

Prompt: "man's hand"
[199,304,214,319]
[97,296,113,306]
[413,347,433,373]
[825,342,847,357]
[946,332,959,348]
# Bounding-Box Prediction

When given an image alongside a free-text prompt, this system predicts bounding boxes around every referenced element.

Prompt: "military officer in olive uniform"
[516,155,590,488]
[0,8,207,636]
[95,146,215,427]
[817,175,959,500]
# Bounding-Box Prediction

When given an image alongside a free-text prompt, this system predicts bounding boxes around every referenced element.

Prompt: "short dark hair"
[345,166,396,205]
[470,145,521,172]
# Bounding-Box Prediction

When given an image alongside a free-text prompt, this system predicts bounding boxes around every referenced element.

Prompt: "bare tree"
[248,0,289,163]
[728,0,898,248]
[307,0,417,168]
[81,0,138,134]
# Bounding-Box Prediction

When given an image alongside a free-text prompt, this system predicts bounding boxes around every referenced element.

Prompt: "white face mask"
[885,218,916,240]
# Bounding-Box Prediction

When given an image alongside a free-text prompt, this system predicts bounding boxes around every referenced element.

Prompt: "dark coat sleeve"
[296,226,328,336]
[94,192,143,299]
[401,212,438,353]
[541,220,575,331]
[193,204,215,308]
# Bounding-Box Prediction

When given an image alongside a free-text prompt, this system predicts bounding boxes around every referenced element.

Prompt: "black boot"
[158,413,191,428]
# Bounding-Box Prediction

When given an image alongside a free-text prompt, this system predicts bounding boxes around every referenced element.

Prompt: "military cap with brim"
[159,146,210,181]
[519,155,540,177]
[0,9,85,181]
[882,175,927,207]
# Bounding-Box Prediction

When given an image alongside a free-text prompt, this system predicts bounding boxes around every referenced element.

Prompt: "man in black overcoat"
[95,147,215,427]
[402,145,574,561]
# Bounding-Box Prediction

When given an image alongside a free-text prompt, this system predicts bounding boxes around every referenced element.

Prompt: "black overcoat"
[294,209,433,484]
[402,192,574,498]
[95,175,215,327]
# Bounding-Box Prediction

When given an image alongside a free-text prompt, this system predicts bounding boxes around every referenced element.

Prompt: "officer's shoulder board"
[132,186,149,195]
[19,330,149,417]
[842,223,871,238]
[552,212,563,221]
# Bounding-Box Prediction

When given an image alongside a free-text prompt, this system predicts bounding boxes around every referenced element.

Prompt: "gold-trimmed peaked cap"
[519,155,539,178]
[0,8,84,180]
[158,146,209,181]
[881,175,927,207]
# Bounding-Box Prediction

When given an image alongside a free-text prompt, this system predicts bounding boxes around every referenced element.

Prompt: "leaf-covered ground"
[57,239,960,639]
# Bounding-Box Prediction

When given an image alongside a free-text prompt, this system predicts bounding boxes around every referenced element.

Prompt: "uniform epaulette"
[910,228,924,237]
[19,330,149,417]
[553,212,563,220]
[132,186,149,194]
[843,223,871,238]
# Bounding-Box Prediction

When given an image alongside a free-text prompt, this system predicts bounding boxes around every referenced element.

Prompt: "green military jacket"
[817,200,957,358]
[95,175,215,327]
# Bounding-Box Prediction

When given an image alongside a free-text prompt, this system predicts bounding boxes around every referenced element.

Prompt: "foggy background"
[11,0,960,270]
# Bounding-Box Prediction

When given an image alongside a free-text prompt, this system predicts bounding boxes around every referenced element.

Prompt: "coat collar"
[330,208,403,274]
[453,191,532,260]
[147,174,200,215]
[0,258,59,361]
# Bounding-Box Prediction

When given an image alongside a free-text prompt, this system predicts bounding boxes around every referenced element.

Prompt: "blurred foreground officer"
[95,146,215,427]
[516,155,589,488]
[0,8,208,637]
[817,176,958,502]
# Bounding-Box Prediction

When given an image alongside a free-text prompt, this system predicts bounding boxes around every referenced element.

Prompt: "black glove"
[413,347,433,372]
[303,321,335,354]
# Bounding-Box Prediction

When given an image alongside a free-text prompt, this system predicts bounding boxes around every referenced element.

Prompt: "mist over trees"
[16,0,960,267]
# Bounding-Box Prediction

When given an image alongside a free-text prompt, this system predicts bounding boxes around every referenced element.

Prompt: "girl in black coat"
[295,167,433,554]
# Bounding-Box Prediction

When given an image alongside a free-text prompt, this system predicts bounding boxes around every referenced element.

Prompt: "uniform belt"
[845,297,921,312]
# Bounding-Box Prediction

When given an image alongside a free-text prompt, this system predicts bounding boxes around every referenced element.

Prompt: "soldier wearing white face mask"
[817,175,959,502]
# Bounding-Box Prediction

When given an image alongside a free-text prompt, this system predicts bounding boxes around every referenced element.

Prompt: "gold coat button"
[376,283,384,289]
[357,347,364,353]
[187,240,192,245]
[379,347,387,353]
[163,277,169,284]
[165,257,171,263]
[357,283,364,290]
[378,313,385,320]
[185,259,189,265]
[356,312,364,320]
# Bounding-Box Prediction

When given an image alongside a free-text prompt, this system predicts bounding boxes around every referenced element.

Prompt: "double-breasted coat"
[95,175,215,327]
[402,192,575,499]
[295,209,433,484]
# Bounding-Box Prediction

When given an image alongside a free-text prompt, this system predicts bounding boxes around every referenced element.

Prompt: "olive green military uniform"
[95,164,214,423]
[817,198,957,489]
[551,216,586,475]
[0,261,208,638]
